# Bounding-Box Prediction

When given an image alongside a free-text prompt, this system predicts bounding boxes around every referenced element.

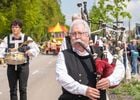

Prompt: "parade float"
[42,23,68,55]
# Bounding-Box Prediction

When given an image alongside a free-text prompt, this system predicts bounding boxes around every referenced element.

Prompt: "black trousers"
[59,90,106,100]
[7,63,29,100]
[59,94,89,100]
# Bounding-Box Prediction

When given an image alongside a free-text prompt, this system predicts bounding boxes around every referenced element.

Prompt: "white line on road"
[48,61,52,64]
[0,92,2,95]
[32,70,39,75]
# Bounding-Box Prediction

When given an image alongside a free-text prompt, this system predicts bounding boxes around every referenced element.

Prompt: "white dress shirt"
[56,49,125,96]
[0,33,40,58]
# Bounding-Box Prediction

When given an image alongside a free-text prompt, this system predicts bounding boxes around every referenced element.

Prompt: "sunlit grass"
[109,79,140,100]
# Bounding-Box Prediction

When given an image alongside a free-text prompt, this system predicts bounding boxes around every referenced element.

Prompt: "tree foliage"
[89,0,132,31]
[0,0,65,43]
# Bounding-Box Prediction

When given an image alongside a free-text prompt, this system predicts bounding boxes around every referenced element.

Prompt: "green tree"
[16,0,46,43]
[42,0,65,28]
[41,0,65,41]
[0,0,17,38]
[0,0,65,43]
[89,0,131,31]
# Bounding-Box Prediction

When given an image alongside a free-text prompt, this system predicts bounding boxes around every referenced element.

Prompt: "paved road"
[1,54,139,100]
[0,54,62,100]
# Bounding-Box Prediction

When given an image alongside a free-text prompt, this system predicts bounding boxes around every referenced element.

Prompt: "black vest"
[65,36,72,50]
[7,35,28,49]
[7,35,29,64]
[59,49,106,100]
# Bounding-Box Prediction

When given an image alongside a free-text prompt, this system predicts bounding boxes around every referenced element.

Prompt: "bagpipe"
[76,1,128,82]
[77,1,90,26]
[76,40,118,80]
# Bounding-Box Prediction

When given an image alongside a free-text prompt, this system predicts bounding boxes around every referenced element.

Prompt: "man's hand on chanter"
[96,78,110,90]
[86,87,100,100]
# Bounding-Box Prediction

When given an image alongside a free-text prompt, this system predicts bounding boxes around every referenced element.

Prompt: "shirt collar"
[73,46,91,56]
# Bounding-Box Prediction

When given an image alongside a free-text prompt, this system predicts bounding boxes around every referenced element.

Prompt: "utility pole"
[128,19,131,38]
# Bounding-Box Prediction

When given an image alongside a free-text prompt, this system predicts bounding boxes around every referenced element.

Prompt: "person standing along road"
[0,19,40,100]
[56,19,125,100]
[127,39,139,75]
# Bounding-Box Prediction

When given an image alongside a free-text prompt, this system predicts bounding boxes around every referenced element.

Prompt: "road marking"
[48,61,52,64]
[0,92,2,95]
[32,70,39,75]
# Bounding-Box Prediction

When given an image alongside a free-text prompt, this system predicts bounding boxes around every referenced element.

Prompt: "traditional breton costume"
[0,33,39,100]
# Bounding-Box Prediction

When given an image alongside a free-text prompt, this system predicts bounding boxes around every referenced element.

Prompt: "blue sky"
[61,0,140,29]
[61,0,95,25]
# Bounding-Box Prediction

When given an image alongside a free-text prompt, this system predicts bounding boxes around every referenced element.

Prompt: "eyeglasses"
[70,32,88,37]
[11,26,20,29]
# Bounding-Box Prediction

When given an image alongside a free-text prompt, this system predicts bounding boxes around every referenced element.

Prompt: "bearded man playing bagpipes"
[56,19,125,100]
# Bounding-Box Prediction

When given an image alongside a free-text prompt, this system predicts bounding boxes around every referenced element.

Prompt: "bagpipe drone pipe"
[76,40,117,80]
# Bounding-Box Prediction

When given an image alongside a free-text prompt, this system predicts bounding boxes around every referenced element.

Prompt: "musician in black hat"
[0,19,40,100]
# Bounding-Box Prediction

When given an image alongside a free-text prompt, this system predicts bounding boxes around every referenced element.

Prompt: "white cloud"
[125,0,140,29]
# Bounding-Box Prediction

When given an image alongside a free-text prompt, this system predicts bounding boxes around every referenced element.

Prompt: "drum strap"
[24,35,28,42]
[5,35,11,52]
[7,35,10,48]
